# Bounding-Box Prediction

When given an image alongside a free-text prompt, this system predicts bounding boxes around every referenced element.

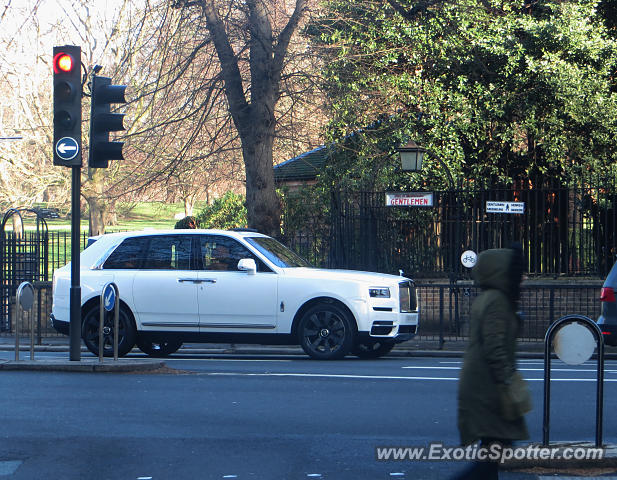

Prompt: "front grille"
[399,281,418,312]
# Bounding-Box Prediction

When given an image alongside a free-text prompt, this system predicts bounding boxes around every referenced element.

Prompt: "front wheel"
[298,302,355,360]
[81,304,136,357]
[136,337,182,357]
[352,340,395,359]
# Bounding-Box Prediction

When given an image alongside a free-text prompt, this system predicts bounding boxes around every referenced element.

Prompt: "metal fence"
[417,282,602,345]
[282,183,617,278]
[1,230,90,332]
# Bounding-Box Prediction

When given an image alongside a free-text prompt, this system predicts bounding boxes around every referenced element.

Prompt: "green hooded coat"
[457,248,530,445]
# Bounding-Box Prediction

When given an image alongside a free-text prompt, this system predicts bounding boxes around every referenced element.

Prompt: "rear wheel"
[81,303,136,357]
[298,302,355,360]
[136,337,183,357]
[352,340,395,359]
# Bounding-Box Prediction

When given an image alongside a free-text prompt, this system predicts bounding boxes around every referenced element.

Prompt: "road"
[0,351,615,479]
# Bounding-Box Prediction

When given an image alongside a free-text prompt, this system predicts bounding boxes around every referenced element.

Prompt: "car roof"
[98,229,269,240]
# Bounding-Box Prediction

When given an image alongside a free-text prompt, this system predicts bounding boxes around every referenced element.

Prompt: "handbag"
[500,371,532,421]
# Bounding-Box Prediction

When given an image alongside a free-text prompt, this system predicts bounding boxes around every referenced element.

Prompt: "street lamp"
[397,139,456,189]
[397,140,425,172]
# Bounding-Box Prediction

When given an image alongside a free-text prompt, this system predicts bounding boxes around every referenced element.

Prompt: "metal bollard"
[99,282,120,363]
[15,282,35,362]
[543,314,604,447]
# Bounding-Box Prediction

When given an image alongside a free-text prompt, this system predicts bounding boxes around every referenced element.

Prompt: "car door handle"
[177,278,217,284]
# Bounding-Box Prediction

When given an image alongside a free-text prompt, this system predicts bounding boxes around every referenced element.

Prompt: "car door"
[196,235,278,331]
[131,234,200,331]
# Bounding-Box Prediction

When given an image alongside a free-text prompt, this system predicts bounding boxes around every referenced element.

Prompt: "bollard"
[15,282,35,362]
[543,314,604,447]
[99,282,120,363]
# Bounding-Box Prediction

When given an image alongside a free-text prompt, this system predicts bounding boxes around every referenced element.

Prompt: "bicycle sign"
[461,250,477,269]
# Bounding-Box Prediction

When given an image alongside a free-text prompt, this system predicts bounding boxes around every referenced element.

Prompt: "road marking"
[165,358,292,363]
[307,475,322,478]
[390,473,405,477]
[0,461,21,475]
[222,476,238,478]
[200,372,617,382]
[404,366,617,373]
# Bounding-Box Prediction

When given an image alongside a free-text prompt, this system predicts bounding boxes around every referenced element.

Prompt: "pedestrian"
[452,244,531,479]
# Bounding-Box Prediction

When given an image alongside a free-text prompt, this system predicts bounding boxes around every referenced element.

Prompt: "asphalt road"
[0,352,616,480]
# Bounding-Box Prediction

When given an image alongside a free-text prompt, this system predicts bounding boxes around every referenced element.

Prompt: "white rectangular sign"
[386,192,434,207]
[486,201,525,214]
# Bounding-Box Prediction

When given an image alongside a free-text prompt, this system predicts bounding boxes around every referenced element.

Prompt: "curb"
[0,358,165,372]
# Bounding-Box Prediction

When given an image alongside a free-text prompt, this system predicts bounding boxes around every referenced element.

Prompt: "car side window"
[199,235,271,272]
[142,235,192,270]
[103,237,148,269]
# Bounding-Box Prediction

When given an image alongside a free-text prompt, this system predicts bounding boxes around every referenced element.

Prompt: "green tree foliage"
[309,0,617,189]
[195,192,248,230]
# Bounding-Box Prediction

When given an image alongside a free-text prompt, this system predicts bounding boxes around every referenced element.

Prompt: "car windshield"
[246,237,312,268]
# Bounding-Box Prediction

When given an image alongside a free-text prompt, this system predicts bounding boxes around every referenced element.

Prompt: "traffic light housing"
[88,75,126,169]
[53,46,82,167]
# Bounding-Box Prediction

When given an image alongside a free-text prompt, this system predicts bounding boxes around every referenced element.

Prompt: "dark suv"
[598,260,617,346]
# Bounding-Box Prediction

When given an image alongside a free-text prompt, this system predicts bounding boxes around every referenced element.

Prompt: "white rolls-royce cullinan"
[51,229,419,360]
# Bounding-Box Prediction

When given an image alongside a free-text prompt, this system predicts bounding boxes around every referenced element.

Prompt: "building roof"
[273,145,327,183]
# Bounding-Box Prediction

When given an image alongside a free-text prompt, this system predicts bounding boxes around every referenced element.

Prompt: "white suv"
[51,229,419,360]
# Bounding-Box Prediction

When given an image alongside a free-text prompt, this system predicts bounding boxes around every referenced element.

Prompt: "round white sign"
[553,322,596,365]
[461,250,477,269]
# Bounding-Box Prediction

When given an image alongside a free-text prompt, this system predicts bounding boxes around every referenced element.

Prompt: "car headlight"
[369,287,390,298]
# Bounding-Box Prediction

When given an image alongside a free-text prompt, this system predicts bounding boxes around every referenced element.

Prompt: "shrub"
[195,192,247,230]
[174,216,198,229]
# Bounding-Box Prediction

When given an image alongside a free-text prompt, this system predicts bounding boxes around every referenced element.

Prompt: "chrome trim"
[141,322,199,328]
[200,323,276,329]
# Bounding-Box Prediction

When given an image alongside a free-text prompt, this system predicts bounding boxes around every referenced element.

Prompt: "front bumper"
[49,313,70,336]
[366,311,419,343]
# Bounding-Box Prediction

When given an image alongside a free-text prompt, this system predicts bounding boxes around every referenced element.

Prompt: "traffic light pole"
[69,165,81,361]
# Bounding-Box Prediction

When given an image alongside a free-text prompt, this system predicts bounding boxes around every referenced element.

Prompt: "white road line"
[404,366,617,373]
[165,358,292,363]
[200,372,617,382]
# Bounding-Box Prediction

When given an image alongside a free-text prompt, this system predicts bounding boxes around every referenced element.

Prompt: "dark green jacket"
[457,248,529,445]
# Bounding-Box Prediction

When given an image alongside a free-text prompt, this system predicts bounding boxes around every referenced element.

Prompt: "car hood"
[280,267,409,285]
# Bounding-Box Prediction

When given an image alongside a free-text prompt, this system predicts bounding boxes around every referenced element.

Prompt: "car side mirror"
[237,258,257,275]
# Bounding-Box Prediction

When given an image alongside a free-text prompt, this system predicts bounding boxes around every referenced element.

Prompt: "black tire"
[298,302,355,360]
[352,340,395,359]
[136,337,182,357]
[81,303,136,357]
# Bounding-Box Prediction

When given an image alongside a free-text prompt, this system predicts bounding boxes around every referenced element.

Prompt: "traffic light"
[88,75,126,169]
[53,46,82,167]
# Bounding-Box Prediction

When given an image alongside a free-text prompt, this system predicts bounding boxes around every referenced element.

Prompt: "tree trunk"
[85,169,107,236]
[242,123,281,236]
[183,196,194,217]
[88,196,107,236]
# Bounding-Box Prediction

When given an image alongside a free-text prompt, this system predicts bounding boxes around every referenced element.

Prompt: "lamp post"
[398,140,462,347]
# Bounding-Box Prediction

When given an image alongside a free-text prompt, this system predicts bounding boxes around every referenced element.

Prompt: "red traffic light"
[53,52,74,74]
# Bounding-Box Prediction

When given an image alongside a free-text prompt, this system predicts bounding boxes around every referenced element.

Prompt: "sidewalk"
[1,335,616,359]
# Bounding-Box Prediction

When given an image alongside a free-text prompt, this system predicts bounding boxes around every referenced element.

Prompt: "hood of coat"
[472,248,522,299]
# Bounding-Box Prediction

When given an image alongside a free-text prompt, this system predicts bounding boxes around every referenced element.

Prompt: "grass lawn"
[11,202,191,232]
